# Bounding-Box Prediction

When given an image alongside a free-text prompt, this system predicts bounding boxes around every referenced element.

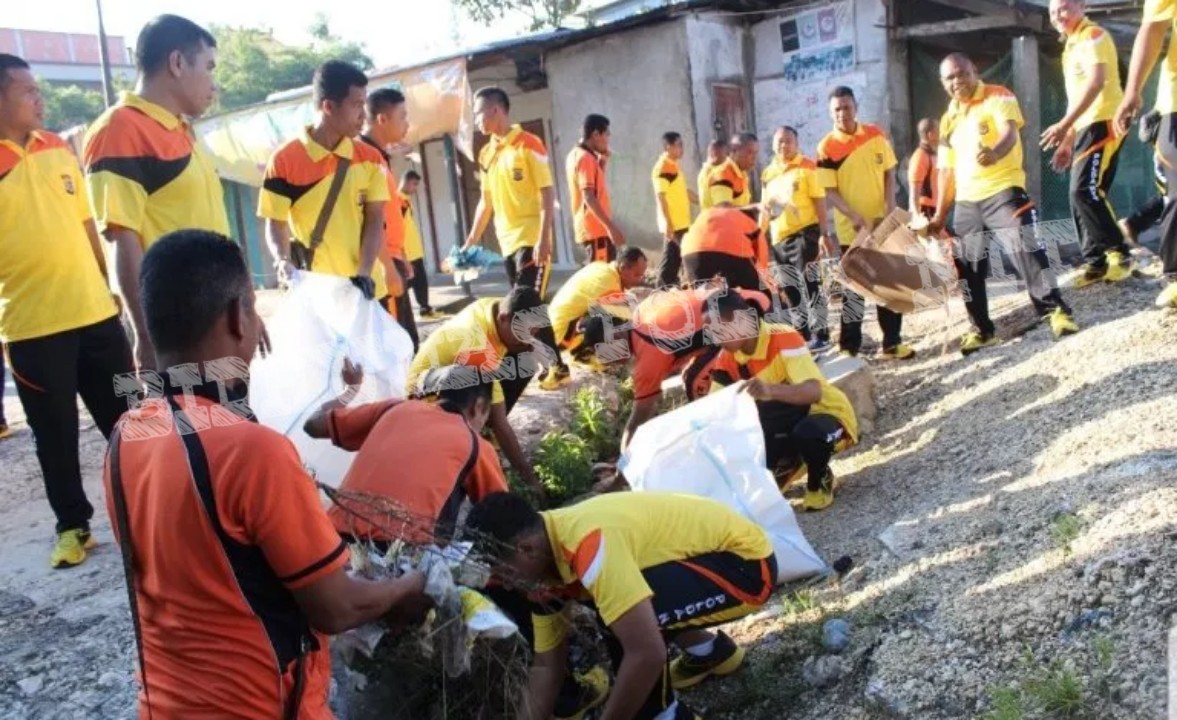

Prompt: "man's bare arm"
[521,642,568,720]
[824,189,865,231]
[463,195,495,250]
[883,168,897,215]
[105,227,154,369]
[538,186,556,264]
[489,403,541,494]
[1116,19,1170,134]
[84,219,108,281]
[584,188,625,246]
[598,601,666,720]
[292,567,429,635]
[621,395,659,452]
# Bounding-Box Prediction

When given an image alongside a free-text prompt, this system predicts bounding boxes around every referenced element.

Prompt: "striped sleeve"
[83,122,149,236]
[523,134,553,190]
[1145,0,1176,22]
[570,529,652,627]
[257,150,293,221]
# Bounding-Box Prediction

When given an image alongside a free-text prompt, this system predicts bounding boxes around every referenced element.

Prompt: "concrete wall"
[684,14,749,157]
[751,0,890,161]
[546,19,699,257]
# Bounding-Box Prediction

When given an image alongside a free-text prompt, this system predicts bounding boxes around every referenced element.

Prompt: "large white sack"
[250,272,414,487]
[619,384,828,584]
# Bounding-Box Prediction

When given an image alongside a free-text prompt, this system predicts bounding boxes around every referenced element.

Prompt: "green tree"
[39,82,107,132]
[453,0,583,31]
[211,18,373,112]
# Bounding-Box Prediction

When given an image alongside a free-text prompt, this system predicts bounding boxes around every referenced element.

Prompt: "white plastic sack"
[619,384,827,584]
[250,272,414,487]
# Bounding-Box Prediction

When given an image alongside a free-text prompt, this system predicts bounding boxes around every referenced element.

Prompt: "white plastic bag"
[250,272,414,487]
[619,384,828,584]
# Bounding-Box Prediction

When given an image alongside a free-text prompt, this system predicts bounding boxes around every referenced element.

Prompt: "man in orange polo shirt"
[681,206,769,299]
[360,86,417,348]
[260,61,388,304]
[83,14,230,371]
[907,118,941,221]
[107,230,429,719]
[305,362,506,544]
[568,114,625,264]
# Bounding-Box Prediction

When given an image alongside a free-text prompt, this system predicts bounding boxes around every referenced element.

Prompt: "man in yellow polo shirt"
[465,491,776,719]
[1040,0,1133,285]
[1115,0,1177,308]
[546,247,648,367]
[259,60,388,305]
[929,53,1079,352]
[401,171,439,318]
[1,54,133,568]
[698,139,728,211]
[762,125,835,350]
[406,286,547,496]
[704,292,856,511]
[83,14,228,370]
[464,87,556,296]
[817,86,913,361]
[651,131,696,286]
[707,133,757,207]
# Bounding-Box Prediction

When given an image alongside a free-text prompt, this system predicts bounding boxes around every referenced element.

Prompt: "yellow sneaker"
[1075,263,1108,288]
[1049,309,1080,339]
[538,365,572,391]
[0,423,12,440]
[50,529,96,569]
[1104,251,1133,282]
[670,631,745,689]
[803,471,836,512]
[879,343,916,360]
[773,461,808,491]
[959,332,1000,356]
[1157,283,1177,309]
[554,666,610,720]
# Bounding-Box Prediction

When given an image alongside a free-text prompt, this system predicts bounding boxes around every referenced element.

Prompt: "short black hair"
[463,492,544,560]
[474,86,510,113]
[439,379,493,413]
[503,285,544,316]
[776,125,798,140]
[617,246,647,266]
[709,138,729,151]
[402,169,422,183]
[712,288,752,318]
[0,54,30,91]
[583,114,610,139]
[140,230,251,354]
[732,132,759,147]
[663,131,682,147]
[366,87,405,116]
[135,15,216,77]
[421,366,494,413]
[830,85,856,102]
[314,60,368,107]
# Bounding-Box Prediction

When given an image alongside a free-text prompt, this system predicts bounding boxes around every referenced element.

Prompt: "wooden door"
[711,84,748,141]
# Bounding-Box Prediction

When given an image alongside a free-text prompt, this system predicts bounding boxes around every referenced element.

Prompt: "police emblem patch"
[512,168,524,181]
[62,174,75,195]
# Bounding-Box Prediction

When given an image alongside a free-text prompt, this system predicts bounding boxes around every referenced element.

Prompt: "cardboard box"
[838,209,957,315]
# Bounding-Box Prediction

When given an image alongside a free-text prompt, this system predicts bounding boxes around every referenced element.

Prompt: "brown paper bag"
[838,209,957,315]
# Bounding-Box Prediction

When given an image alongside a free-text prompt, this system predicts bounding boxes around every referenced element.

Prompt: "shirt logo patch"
[358,191,367,205]
[62,175,75,195]
[875,152,884,164]
[978,122,990,136]
[512,168,524,181]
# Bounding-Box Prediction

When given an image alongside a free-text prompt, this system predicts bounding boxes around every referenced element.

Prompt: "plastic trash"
[619,384,828,584]
[250,271,414,488]
[443,245,502,286]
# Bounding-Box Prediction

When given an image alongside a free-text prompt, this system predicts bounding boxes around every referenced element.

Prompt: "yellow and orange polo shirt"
[402,195,425,263]
[567,144,612,244]
[761,154,826,241]
[478,124,553,256]
[816,122,897,245]
[406,298,511,405]
[709,321,858,443]
[1145,0,1177,114]
[258,129,389,298]
[1062,18,1123,130]
[359,135,405,261]
[83,91,229,247]
[547,261,626,347]
[697,162,717,210]
[707,156,751,206]
[531,492,773,653]
[0,131,117,342]
[651,153,691,233]
[938,82,1026,203]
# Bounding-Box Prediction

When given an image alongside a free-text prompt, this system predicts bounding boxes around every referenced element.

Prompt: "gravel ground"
[1,270,1174,719]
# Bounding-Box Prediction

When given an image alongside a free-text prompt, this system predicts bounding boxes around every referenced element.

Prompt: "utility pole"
[95,0,116,107]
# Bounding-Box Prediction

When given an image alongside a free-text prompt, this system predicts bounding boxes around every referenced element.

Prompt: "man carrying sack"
[260,61,388,303]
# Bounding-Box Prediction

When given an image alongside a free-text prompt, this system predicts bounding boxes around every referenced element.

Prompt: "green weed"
[981,686,1025,720]
[533,431,595,505]
[1050,513,1082,556]
[1024,662,1085,717]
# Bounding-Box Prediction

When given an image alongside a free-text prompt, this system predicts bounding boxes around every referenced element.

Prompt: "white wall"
[685,14,748,155]
[751,0,889,159]
[546,20,699,256]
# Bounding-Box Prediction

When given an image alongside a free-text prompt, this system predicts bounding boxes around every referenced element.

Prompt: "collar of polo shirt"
[1,130,51,153]
[301,126,354,161]
[120,91,185,131]
[733,322,772,363]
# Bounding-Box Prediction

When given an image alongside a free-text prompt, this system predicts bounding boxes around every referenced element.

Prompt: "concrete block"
[657,352,878,438]
[818,354,877,438]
